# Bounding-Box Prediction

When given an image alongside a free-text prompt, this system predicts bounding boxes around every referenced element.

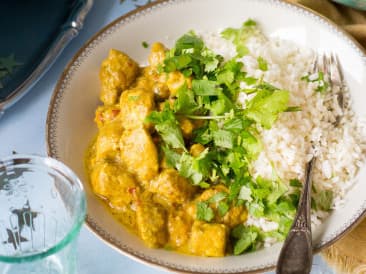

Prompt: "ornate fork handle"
[276,157,316,274]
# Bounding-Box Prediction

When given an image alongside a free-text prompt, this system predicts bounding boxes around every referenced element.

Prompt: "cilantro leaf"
[239,130,262,159]
[196,201,214,222]
[257,56,268,71]
[218,201,230,216]
[145,105,186,150]
[301,71,330,93]
[209,93,233,115]
[285,106,302,112]
[238,185,253,202]
[174,84,199,114]
[231,225,260,255]
[193,124,212,145]
[221,19,259,57]
[175,33,204,54]
[245,89,289,129]
[163,32,223,79]
[192,79,221,96]
[164,55,192,72]
[213,130,234,149]
[162,146,181,168]
[289,179,302,188]
[266,181,288,205]
[175,149,212,186]
[178,153,203,185]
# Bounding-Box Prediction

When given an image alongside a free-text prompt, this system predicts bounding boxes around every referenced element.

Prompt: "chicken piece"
[99,49,139,105]
[149,169,197,206]
[189,143,206,157]
[119,128,158,182]
[188,221,228,257]
[94,104,120,129]
[90,162,140,231]
[148,42,166,68]
[95,121,123,162]
[90,162,139,206]
[179,118,194,139]
[221,204,248,228]
[167,210,192,248]
[136,198,168,248]
[132,73,151,89]
[119,88,155,130]
[166,71,188,97]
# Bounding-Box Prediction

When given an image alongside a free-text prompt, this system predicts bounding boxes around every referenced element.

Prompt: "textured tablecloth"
[287,1,366,273]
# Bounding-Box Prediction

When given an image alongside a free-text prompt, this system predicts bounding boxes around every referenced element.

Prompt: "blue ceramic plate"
[0,0,93,116]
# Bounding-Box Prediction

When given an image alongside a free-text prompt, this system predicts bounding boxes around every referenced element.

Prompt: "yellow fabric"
[286,1,366,273]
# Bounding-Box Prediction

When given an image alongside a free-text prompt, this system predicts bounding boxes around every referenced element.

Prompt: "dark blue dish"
[0,0,93,116]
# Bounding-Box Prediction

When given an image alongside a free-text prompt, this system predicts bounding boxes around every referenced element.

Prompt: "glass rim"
[0,154,87,263]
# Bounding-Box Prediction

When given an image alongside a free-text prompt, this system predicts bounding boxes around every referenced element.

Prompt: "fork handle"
[276,226,313,274]
[276,158,315,274]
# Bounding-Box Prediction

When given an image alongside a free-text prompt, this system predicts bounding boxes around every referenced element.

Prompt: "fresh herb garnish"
[301,71,330,93]
[221,19,259,57]
[257,56,268,71]
[142,41,149,48]
[196,201,215,222]
[145,104,186,151]
[145,21,308,255]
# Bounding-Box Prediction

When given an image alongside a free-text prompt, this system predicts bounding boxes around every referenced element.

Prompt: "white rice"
[201,30,366,227]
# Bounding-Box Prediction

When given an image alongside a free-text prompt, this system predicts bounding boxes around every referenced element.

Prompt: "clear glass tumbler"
[0,154,86,274]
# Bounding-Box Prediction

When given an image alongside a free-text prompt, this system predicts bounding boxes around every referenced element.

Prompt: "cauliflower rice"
[202,29,366,230]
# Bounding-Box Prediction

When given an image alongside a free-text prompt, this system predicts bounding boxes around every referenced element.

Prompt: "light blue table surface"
[0,0,335,273]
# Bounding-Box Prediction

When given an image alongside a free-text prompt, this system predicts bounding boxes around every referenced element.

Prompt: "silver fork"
[276,53,345,274]
[322,53,345,126]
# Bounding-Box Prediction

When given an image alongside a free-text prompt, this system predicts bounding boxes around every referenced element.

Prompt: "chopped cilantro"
[162,32,223,79]
[301,71,330,93]
[145,20,304,255]
[285,106,302,112]
[238,185,252,202]
[218,201,230,216]
[221,19,259,57]
[213,130,234,149]
[142,41,149,48]
[145,104,186,151]
[231,225,260,255]
[196,201,214,222]
[257,56,268,71]
[192,79,221,96]
[289,178,302,188]
[245,89,290,129]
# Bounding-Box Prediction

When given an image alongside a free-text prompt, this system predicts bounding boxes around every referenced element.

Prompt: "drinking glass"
[0,154,86,274]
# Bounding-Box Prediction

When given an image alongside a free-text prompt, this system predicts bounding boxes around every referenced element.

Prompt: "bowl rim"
[46,0,366,273]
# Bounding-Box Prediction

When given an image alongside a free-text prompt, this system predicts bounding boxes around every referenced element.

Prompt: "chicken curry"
[85,42,250,257]
[85,24,301,256]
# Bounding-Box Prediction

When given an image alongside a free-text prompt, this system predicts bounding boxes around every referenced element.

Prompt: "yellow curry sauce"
[85,43,248,257]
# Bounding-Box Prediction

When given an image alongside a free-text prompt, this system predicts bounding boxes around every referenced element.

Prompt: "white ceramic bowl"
[47,0,366,273]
